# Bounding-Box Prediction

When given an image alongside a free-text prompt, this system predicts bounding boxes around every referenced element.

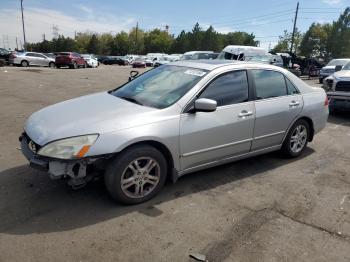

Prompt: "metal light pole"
[21,0,27,50]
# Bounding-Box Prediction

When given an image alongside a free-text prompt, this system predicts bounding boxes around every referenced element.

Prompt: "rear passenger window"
[286,77,299,95]
[252,70,287,99]
[199,70,249,106]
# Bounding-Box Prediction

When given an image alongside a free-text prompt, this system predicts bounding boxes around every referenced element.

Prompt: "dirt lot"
[0,65,349,262]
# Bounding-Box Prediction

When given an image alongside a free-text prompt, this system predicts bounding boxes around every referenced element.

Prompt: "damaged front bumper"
[19,133,108,188]
[327,92,350,110]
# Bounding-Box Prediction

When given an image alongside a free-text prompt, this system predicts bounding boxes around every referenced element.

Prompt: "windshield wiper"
[118,96,143,106]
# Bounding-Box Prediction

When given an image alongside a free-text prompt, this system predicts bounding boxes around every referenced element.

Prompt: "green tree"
[299,23,332,59]
[87,34,99,54]
[171,30,190,53]
[111,31,130,55]
[129,27,145,54]
[327,7,350,58]
[144,29,174,53]
[272,29,302,54]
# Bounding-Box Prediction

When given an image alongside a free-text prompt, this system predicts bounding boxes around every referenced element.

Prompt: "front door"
[179,70,255,171]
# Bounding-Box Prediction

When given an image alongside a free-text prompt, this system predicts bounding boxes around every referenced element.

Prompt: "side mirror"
[194,98,217,112]
[128,70,139,82]
[335,65,342,72]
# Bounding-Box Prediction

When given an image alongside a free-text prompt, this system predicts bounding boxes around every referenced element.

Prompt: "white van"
[218,45,267,61]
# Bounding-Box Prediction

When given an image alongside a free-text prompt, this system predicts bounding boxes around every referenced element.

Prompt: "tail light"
[324,96,329,107]
[10,53,17,59]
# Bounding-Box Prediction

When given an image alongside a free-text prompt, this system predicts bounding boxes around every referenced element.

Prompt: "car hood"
[25,92,161,145]
[333,70,350,79]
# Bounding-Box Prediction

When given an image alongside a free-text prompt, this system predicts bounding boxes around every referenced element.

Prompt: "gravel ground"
[0,65,349,262]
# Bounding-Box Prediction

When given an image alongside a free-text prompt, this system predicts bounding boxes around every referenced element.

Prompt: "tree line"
[272,7,350,60]
[25,7,350,60]
[25,23,258,55]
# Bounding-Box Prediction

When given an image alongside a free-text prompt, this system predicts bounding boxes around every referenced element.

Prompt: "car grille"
[335,81,350,92]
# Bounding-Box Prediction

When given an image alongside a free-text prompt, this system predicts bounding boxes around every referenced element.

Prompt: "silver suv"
[20,60,329,204]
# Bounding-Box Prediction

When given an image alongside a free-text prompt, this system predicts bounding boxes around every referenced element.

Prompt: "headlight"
[38,134,98,159]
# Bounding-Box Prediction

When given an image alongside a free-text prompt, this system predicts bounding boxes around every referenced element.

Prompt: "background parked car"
[55,52,86,69]
[319,58,350,83]
[154,55,180,67]
[180,51,214,60]
[82,54,99,68]
[102,56,129,65]
[132,57,146,68]
[0,48,11,65]
[10,52,55,68]
[218,45,266,61]
[96,55,109,63]
[324,61,350,111]
[248,54,284,67]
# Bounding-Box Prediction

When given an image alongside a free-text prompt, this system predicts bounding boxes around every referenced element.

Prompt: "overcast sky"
[0,0,347,50]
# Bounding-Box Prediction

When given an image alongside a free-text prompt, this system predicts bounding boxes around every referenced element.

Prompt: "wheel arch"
[283,116,315,143]
[116,140,177,182]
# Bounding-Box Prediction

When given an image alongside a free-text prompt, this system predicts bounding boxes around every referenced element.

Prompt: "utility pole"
[290,1,299,54]
[20,0,27,50]
[42,33,46,41]
[135,22,138,54]
[16,37,19,50]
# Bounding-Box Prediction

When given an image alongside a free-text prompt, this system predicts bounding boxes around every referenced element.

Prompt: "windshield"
[343,62,350,70]
[327,59,350,66]
[111,65,208,109]
[180,55,193,60]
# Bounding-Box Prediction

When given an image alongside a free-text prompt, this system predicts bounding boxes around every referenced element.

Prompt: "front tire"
[281,119,310,158]
[49,62,55,68]
[105,145,167,204]
[21,60,29,67]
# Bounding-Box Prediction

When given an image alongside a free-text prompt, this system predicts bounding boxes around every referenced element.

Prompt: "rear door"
[179,70,255,171]
[251,69,303,150]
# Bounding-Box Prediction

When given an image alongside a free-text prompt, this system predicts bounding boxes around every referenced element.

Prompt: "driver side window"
[199,70,249,107]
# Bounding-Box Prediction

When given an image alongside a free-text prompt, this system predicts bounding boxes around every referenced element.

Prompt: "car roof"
[169,59,298,73]
[183,51,214,55]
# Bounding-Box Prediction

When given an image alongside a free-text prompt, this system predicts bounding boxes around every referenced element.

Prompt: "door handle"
[289,101,300,107]
[238,110,253,118]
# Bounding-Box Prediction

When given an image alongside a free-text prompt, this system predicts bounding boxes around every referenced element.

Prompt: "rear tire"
[281,119,310,158]
[72,62,77,69]
[21,60,29,67]
[104,145,167,204]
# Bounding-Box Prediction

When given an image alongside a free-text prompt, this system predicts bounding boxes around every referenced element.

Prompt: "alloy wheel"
[290,125,308,153]
[120,157,161,199]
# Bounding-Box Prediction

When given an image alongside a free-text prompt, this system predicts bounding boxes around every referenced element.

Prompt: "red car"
[55,52,86,69]
[132,58,146,68]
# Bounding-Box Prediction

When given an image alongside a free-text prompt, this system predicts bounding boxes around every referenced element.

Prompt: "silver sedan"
[10,52,55,67]
[20,60,329,204]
